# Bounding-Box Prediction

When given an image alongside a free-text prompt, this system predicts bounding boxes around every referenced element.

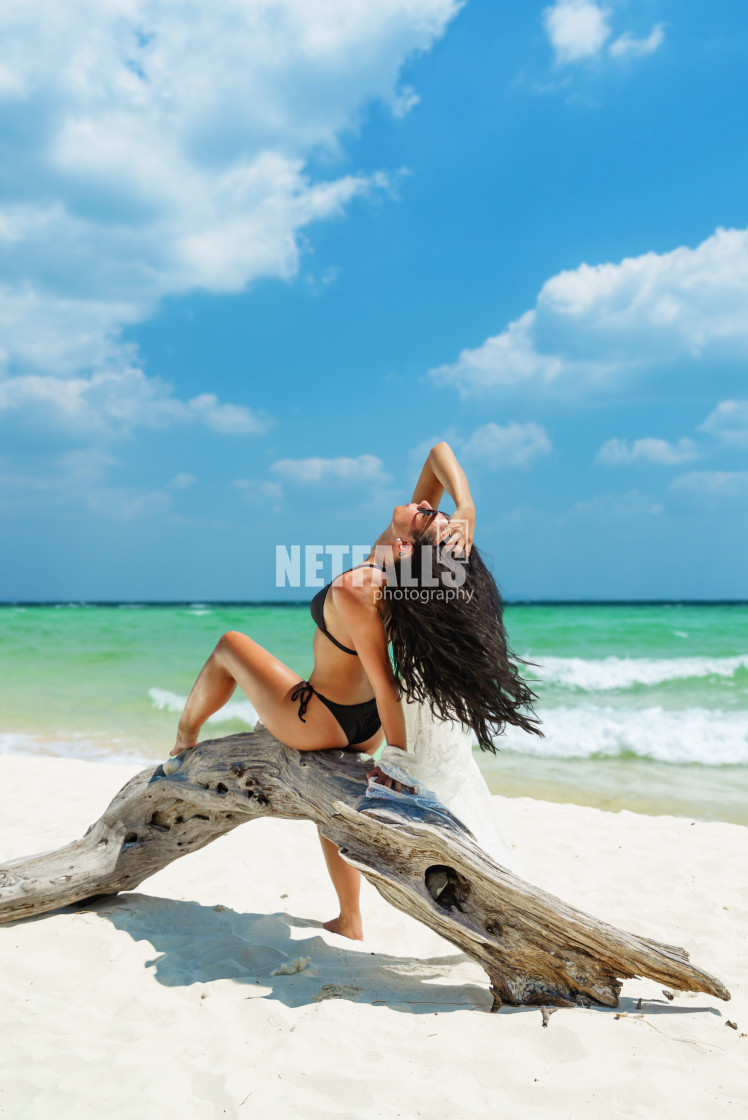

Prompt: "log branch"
[0,729,731,1010]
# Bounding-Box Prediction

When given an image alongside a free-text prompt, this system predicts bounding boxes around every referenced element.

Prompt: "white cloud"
[0,283,142,378]
[670,471,748,498]
[185,394,268,436]
[233,478,285,508]
[0,1,460,377]
[271,453,390,484]
[701,400,748,445]
[0,369,269,438]
[596,436,698,466]
[543,1,611,65]
[460,421,552,468]
[609,24,665,59]
[430,226,748,395]
[542,1,665,67]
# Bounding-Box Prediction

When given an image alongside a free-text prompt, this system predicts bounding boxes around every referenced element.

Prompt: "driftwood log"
[0,729,730,1010]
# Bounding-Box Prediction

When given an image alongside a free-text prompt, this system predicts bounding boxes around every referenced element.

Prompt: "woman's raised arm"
[412,442,476,557]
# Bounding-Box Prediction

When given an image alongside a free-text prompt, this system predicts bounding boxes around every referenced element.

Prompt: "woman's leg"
[170,630,347,755]
[318,830,363,941]
[171,630,364,938]
[316,727,384,940]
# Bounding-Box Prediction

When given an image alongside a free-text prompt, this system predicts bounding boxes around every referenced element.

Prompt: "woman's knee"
[215,630,244,662]
[218,630,242,648]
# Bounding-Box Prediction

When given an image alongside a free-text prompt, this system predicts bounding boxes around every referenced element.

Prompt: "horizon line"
[1,599,746,608]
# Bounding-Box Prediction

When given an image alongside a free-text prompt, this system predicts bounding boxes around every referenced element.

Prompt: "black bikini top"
[310,563,379,656]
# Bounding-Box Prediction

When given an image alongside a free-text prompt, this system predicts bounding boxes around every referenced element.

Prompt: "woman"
[170,442,541,939]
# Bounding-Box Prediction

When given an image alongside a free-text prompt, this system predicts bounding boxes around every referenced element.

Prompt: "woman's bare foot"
[323,914,364,941]
[170,725,199,757]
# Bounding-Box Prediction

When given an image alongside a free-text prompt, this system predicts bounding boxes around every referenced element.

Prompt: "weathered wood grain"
[0,729,731,1010]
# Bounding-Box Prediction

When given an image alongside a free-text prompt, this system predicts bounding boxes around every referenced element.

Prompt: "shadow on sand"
[63,892,724,1021]
[84,892,493,1014]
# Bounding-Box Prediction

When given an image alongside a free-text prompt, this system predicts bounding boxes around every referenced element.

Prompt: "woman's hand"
[443,499,475,558]
[366,765,416,794]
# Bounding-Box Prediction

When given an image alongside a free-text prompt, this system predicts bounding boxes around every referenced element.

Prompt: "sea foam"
[497,705,748,765]
[537,655,748,691]
[0,732,151,767]
[149,688,259,729]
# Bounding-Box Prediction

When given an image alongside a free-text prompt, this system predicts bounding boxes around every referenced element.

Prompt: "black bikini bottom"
[290,681,382,748]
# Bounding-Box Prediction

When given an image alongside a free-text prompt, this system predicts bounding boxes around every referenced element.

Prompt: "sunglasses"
[414,506,454,544]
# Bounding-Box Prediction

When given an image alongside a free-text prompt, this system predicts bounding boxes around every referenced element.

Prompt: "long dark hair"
[380,538,542,752]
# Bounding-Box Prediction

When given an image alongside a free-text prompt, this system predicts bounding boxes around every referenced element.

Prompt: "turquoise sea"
[1,602,747,824]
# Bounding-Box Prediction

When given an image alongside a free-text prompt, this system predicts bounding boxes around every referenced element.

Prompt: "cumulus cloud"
[670,471,748,498]
[185,394,269,436]
[0,370,269,438]
[596,436,698,466]
[0,0,459,378]
[430,226,748,395]
[609,24,665,59]
[542,1,664,66]
[543,1,611,65]
[460,421,552,468]
[701,400,748,445]
[0,1,460,511]
[271,453,391,484]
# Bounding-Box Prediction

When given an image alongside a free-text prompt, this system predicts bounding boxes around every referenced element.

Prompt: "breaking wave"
[497,705,748,765]
[149,688,259,729]
[536,655,748,692]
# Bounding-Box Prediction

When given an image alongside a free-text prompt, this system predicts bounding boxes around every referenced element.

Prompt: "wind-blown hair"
[381,538,542,752]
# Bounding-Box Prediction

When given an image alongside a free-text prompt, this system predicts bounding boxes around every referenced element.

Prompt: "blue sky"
[1,0,746,601]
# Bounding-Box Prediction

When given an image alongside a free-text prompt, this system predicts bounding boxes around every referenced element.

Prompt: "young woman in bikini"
[170,442,540,939]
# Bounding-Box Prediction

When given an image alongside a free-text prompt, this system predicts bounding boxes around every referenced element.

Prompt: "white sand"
[0,754,746,1119]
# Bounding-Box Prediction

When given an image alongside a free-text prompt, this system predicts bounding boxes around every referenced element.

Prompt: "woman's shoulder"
[333,562,382,588]
[330,565,383,609]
